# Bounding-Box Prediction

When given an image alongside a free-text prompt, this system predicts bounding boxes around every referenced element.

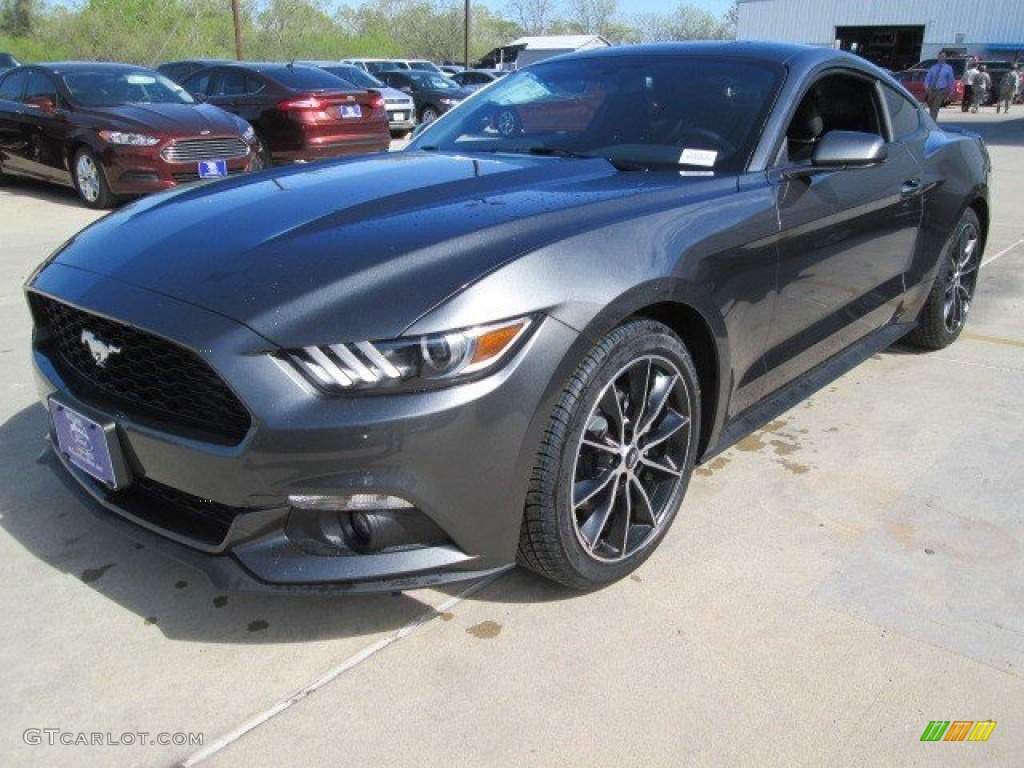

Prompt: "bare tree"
[564,0,616,36]
[506,0,555,35]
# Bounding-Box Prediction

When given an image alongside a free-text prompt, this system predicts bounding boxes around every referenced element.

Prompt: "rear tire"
[906,207,982,350]
[518,320,700,589]
[420,106,440,125]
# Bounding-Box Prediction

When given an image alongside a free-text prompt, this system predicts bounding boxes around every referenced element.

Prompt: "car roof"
[159,59,231,66]
[36,61,163,74]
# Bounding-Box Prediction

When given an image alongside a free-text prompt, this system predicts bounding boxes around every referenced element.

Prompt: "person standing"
[962,62,978,112]
[925,53,956,120]
[971,64,991,112]
[997,64,1020,113]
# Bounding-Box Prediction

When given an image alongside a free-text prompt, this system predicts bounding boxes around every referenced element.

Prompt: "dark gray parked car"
[27,43,990,592]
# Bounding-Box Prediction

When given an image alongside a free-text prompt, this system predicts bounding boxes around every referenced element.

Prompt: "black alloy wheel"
[518,319,700,589]
[907,207,982,349]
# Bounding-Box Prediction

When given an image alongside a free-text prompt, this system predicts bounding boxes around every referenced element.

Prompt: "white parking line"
[982,236,1024,267]
[176,571,508,767]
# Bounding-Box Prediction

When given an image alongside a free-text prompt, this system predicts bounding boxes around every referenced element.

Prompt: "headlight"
[439,98,460,106]
[241,124,256,142]
[282,315,535,394]
[98,130,160,146]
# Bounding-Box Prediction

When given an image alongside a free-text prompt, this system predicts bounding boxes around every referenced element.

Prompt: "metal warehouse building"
[737,0,1024,70]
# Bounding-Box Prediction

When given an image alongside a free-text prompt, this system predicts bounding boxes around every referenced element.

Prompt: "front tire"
[73,148,117,209]
[906,207,982,350]
[251,137,272,170]
[420,106,440,125]
[518,320,700,589]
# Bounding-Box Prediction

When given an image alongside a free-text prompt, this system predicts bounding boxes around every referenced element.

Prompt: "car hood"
[48,151,733,346]
[77,103,244,136]
[379,86,414,103]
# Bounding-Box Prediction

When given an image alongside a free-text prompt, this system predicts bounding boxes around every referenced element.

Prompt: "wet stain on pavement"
[213,595,228,608]
[769,439,799,457]
[466,620,502,639]
[81,563,115,583]
[439,611,454,621]
[781,462,811,475]
[247,620,269,633]
[736,432,767,452]
[630,574,643,583]
[696,456,731,477]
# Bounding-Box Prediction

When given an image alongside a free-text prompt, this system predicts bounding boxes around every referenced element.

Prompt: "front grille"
[171,168,247,183]
[108,475,248,546]
[32,294,251,444]
[161,137,249,163]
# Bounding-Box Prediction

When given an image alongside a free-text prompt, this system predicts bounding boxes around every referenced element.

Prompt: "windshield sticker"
[125,74,157,85]
[680,148,717,167]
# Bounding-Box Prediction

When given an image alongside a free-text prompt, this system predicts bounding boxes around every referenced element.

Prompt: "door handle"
[900,179,923,199]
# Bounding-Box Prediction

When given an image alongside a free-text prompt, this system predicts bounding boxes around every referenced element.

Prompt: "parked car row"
[0,61,260,208]
[0,59,413,208]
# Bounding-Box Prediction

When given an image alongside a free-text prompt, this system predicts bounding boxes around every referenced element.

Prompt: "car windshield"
[409,54,784,173]
[408,72,458,90]
[62,70,195,107]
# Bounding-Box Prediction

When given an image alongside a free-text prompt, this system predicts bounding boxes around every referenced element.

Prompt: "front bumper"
[98,141,256,196]
[29,263,578,591]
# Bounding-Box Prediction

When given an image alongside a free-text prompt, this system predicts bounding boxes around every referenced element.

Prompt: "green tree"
[1,0,34,36]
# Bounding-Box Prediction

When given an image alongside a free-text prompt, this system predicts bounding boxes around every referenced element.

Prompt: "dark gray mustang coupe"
[27,43,989,591]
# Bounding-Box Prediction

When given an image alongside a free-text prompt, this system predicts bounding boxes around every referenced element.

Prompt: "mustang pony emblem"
[81,330,122,367]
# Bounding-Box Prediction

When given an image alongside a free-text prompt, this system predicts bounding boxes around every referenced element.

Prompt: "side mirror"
[811,130,888,168]
[190,91,207,103]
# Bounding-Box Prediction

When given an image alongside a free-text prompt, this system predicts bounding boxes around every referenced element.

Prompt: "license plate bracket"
[49,398,131,490]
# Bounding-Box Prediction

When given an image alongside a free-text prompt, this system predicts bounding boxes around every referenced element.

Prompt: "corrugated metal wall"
[737,0,1024,50]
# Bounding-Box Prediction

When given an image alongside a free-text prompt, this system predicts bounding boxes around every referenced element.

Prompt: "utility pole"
[231,0,245,60]
[464,0,470,69]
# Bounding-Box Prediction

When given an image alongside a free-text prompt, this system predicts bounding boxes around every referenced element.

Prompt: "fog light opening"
[286,494,451,556]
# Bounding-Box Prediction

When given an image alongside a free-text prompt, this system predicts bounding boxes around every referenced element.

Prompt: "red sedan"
[894,67,965,106]
[181,63,390,164]
[0,61,261,208]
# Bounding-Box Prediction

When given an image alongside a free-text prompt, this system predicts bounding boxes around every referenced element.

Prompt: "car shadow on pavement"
[0,175,92,210]
[0,403,469,644]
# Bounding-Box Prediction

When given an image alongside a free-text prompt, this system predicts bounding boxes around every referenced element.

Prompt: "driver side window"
[782,73,883,164]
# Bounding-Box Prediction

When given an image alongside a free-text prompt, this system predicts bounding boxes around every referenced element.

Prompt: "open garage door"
[836,26,924,71]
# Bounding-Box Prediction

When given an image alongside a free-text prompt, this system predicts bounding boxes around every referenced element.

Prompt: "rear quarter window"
[883,85,922,139]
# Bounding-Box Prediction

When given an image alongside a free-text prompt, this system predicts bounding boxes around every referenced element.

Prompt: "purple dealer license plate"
[339,104,362,119]
[198,159,227,178]
[49,399,125,489]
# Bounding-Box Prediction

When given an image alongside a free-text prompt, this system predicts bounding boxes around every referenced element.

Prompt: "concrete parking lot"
[1,111,1022,767]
